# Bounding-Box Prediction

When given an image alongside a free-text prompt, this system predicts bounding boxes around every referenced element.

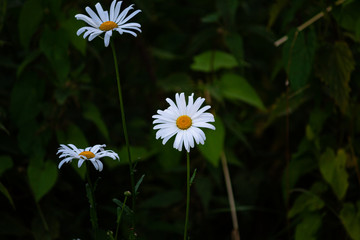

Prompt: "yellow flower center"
[79,151,95,159]
[99,21,118,31]
[176,115,192,130]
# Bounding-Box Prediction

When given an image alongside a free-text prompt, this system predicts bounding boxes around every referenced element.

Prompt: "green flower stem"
[115,195,128,240]
[184,152,191,240]
[86,162,98,238]
[110,42,136,226]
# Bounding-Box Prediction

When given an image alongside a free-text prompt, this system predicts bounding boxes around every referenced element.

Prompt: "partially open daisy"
[75,0,141,47]
[153,93,215,152]
[57,144,119,171]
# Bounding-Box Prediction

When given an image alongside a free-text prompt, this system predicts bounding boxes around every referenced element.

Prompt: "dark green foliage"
[1,0,360,239]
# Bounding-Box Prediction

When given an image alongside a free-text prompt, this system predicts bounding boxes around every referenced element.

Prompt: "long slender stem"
[86,162,98,238]
[184,152,191,240]
[111,42,136,224]
[220,152,240,240]
[115,195,128,240]
[35,201,49,232]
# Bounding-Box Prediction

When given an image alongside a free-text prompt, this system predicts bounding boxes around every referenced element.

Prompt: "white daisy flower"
[153,93,216,152]
[75,0,141,47]
[57,144,119,171]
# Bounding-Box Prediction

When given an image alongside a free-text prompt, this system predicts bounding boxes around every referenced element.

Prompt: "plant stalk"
[221,151,240,240]
[86,162,98,238]
[184,152,191,240]
[115,195,128,240]
[111,42,136,226]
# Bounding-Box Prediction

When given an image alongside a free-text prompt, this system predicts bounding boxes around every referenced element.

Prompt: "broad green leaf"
[294,213,322,240]
[83,103,110,141]
[56,123,89,148]
[315,41,355,113]
[340,202,360,240]
[61,12,87,55]
[283,28,317,90]
[198,117,225,167]
[332,0,360,32]
[216,0,238,30]
[0,182,15,209]
[267,0,288,28]
[201,13,219,23]
[10,73,44,127]
[18,0,43,49]
[284,156,317,195]
[28,160,58,202]
[259,86,310,134]
[0,155,13,176]
[39,27,70,84]
[225,33,247,69]
[16,49,41,78]
[288,189,325,218]
[219,73,265,110]
[191,50,238,72]
[319,148,349,200]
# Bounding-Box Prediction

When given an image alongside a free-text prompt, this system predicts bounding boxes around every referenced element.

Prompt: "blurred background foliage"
[1,0,360,239]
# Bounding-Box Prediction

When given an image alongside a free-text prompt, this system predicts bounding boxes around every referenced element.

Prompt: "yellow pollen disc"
[176,115,192,130]
[99,21,118,31]
[79,151,95,159]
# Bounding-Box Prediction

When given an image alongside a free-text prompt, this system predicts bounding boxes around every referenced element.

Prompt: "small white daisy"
[57,144,119,171]
[153,93,216,152]
[75,0,141,47]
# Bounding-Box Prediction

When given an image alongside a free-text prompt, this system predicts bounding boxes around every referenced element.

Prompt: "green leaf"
[284,156,317,194]
[198,116,225,167]
[0,155,13,176]
[28,160,58,202]
[315,41,355,112]
[56,123,89,148]
[61,12,87,55]
[135,174,145,195]
[83,103,110,141]
[294,213,322,240]
[216,0,238,30]
[224,33,247,69]
[113,198,133,216]
[191,50,238,72]
[219,73,265,110]
[18,0,43,48]
[267,0,288,28]
[190,168,197,186]
[10,73,44,127]
[0,182,15,209]
[39,27,70,83]
[288,186,325,218]
[16,49,41,78]
[340,202,360,240]
[283,28,317,90]
[319,148,349,200]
